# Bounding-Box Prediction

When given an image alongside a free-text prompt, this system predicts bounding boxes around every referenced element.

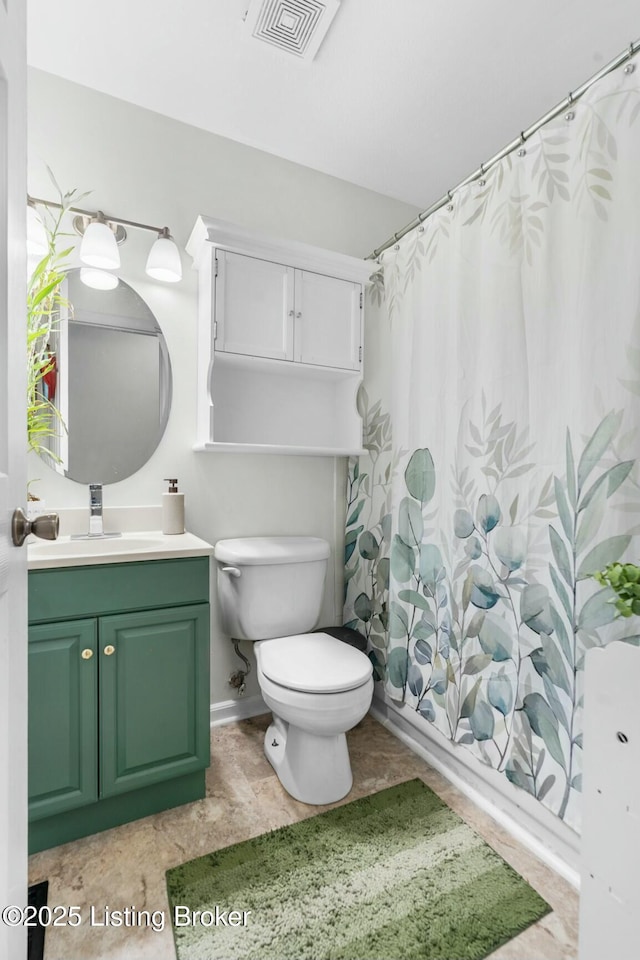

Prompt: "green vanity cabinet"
[28,556,211,854]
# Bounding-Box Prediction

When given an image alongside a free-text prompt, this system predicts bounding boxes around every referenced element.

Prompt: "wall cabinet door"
[28,619,98,820]
[215,250,294,360]
[214,251,362,371]
[99,604,210,798]
[294,271,361,370]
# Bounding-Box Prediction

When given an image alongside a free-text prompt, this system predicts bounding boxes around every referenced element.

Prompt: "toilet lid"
[257,633,373,694]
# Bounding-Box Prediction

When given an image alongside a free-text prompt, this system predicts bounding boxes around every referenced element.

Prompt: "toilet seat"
[256,632,372,694]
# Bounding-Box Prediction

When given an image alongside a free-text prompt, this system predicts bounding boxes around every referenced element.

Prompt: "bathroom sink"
[30,536,158,556]
[27,531,214,570]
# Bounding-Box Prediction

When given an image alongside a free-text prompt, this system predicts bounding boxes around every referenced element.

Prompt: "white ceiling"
[27,0,640,209]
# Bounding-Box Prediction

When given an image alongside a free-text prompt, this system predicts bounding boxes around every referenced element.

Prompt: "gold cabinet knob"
[104,645,115,656]
[81,648,93,660]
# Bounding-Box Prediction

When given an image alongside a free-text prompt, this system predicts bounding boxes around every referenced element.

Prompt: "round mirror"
[42,270,172,484]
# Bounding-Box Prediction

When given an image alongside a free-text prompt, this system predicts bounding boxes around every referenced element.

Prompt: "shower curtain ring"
[520,131,526,144]
[624,43,636,73]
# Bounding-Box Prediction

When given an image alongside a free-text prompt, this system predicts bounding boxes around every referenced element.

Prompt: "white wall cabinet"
[215,251,361,372]
[187,217,372,456]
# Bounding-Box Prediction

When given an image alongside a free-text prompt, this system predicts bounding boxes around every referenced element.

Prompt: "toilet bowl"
[256,632,374,804]
[214,537,374,804]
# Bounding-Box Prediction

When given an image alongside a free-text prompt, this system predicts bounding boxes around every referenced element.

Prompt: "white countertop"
[27,530,215,571]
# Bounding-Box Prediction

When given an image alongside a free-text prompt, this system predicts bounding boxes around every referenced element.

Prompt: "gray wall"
[27,68,419,705]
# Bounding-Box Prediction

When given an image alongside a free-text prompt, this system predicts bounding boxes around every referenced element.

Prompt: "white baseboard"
[210,694,268,727]
[371,694,581,889]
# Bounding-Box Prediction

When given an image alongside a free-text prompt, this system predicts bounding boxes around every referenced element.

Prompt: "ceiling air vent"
[244,0,341,61]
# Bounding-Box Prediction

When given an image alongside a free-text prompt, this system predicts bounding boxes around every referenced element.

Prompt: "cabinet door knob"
[296,311,302,319]
[104,645,115,656]
[81,648,93,660]
[288,309,295,317]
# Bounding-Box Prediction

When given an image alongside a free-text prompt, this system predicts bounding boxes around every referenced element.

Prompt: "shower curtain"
[344,52,640,832]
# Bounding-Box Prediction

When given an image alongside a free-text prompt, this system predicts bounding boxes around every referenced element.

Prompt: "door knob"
[11,507,59,547]
[81,649,93,660]
[104,645,115,656]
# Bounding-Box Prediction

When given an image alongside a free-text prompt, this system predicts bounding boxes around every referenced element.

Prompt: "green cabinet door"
[28,619,98,821]
[99,604,210,797]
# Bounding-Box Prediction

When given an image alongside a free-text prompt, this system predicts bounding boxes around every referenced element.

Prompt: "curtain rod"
[367,38,640,261]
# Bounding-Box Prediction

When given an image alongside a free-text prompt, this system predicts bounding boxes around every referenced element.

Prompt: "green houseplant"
[594,562,640,618]
[27,172,88,461]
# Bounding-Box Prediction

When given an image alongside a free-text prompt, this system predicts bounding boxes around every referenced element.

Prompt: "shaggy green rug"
[166,778,550,960]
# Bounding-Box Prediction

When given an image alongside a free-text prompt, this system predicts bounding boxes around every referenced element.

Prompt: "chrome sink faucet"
[69,483,121,541]
[89,483,104,536]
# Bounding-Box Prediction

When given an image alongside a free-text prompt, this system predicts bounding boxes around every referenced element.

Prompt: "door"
[215,250,294,360]
[579,643,640,960]
[294,271,362,370]
[28,620,98,820]
[99,604,210,797]
[0,4,27,958]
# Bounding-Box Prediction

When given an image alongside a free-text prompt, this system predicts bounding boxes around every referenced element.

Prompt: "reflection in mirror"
[43,269,172,484]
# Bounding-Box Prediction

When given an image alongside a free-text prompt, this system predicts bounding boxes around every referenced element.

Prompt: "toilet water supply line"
[367,37,640,261]
[229,639,251,696]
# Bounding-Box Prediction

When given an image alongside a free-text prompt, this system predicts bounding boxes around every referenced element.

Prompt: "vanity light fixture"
[77,211,121,270]
[146,227,182,283]
[27,194,183,285]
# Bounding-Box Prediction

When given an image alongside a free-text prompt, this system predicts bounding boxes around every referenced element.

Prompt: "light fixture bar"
[28,193,183,283]
[27,194,168,237]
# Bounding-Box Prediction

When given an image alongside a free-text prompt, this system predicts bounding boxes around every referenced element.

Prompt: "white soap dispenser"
[162,478,185,535]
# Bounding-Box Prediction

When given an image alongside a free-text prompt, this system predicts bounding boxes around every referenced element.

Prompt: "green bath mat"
[165,778,550,960]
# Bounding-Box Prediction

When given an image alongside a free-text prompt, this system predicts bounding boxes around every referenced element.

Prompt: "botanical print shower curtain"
[345,53,640,832]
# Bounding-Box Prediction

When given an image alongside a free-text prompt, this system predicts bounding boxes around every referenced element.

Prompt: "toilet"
[214,536,374,804]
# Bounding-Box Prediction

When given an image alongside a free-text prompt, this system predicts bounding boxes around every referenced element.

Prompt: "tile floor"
[28,713,579,959]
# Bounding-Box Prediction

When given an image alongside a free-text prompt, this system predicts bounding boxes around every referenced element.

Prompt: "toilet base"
[264,716,353,805]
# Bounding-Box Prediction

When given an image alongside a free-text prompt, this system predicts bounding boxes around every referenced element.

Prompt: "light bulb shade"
[80,219,120,269]
[26,204,48,257]
[146,234,182,282]
[80,267,119,291]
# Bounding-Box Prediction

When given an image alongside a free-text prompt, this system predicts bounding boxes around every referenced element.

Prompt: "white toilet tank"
[214,537,330,640]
